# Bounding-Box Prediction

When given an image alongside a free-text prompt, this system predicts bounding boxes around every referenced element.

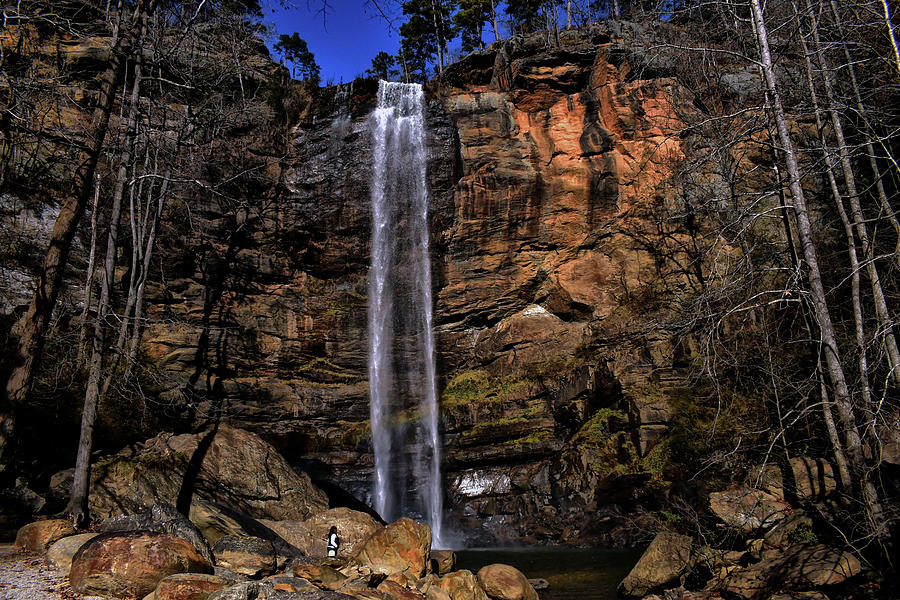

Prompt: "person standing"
[327,525,340,557]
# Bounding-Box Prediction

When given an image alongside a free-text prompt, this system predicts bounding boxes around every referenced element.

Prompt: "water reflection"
[455,547,641,600]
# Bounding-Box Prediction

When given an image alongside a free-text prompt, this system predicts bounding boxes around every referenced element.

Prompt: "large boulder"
[721,543,861,599]
[440,570,490,600]
[46,533,99,572]
[292,563,348,590]
[709,486,790,533]
[353,518,432,578]
[476,564,538,600]
[618,532,693,598]
[260,507,381,558]
[58,425,328,522]
[148,573,232,600]
[189,500,303,568]
[15,518,76,552]
[69,530,213,598]
[101,503,215,565]
[213,535,276,578]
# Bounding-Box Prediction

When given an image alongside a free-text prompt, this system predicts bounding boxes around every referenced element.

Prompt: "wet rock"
[617,532,693,598]
[476,564,538,600]
[15,519,76,552]
[439,570,489,600]
[213,535,276,578]
[149,573,231,600]
[69,530,214,598]
[353,518,431,578]
[46,533,99,572]
[292,563,348,590]
[101,503,215,565]
[721,543,861,599]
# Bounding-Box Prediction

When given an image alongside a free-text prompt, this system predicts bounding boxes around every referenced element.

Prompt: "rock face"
[2,21,763,542]
[69,531,214,598]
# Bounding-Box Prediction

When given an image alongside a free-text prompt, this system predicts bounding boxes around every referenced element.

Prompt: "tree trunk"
[1,0,156,472]
[806,0,900,385]
[66,30,145,525]
[749,0,885,538]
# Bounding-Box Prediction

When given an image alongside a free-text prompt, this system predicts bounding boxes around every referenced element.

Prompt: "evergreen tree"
[455,0,492,52]
[367,51,399,80]
[274,32,321,84]
[399,13,436,82]
[401,0,457,74]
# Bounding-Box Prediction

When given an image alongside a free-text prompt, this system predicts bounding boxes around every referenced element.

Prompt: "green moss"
[441,370,531,407]
[93,451,186,481]
[501,428,554,449]
[572,408,629,446]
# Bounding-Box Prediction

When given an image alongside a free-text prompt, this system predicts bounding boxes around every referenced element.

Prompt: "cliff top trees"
[274,32,320,84]
[367,50,399,80]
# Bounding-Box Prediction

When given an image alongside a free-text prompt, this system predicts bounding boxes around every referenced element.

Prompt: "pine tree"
[367,51,399,80]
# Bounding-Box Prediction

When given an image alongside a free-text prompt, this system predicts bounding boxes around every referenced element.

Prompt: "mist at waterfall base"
[368,80,449,548]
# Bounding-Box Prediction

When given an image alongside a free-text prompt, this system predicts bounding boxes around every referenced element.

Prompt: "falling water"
[368,80,444,547]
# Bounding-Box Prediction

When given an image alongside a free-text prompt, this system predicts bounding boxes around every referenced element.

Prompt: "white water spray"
[368,80,444,547]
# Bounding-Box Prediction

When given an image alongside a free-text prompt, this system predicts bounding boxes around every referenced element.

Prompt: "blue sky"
[262,0,405,84]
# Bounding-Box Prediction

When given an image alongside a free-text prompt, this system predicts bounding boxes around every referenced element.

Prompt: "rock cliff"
[137,23,706,545]
[3,21,754,544]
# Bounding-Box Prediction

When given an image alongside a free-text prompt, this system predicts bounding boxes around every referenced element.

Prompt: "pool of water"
[455,547,641,600]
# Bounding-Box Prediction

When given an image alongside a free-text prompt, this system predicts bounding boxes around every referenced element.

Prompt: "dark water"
[455,547,641,600]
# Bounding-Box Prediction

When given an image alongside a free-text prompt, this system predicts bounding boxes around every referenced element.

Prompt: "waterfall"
[368,80,444,547]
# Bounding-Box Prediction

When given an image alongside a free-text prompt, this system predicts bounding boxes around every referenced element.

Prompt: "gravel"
[0,545,107,600]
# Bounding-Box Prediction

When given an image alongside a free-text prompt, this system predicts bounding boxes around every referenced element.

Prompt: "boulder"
[264,575,312,593]
[149,573,231,600]
[378,579,428,600]
[292,563,348,590]
[101,503,215,565]
[213,535,276,578]
[439,570,489,600]
[354,518,432,578]
[69,530,214,598]
[476,564,538,600]
[617,532,693,598]
[763,510,814,549]
[190,500,303,567]
[261,507,381,558]
[46,533,99,572]
[15,518,76,552]
[430,550,456,575]
[207,581,275,600]
[60,425,328,522]
[721,543,861,599]
[709,486,790,532]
